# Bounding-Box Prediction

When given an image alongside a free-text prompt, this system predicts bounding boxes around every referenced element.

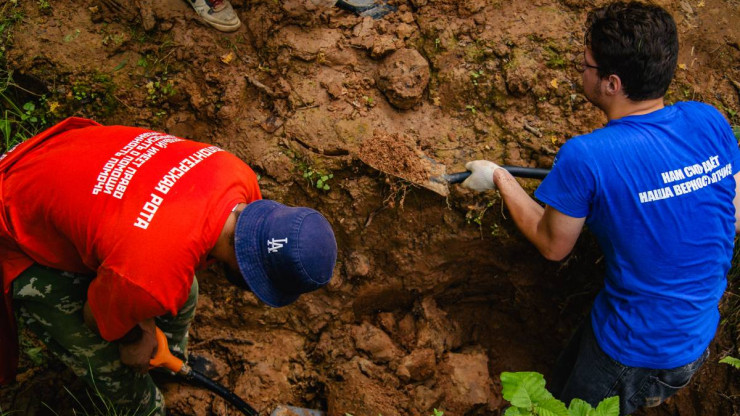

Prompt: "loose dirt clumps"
[376,48,430,109]
[281,0,338,20]
[358,130,437,185]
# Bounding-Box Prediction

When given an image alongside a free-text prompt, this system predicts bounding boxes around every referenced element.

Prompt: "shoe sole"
[202,18,241,32]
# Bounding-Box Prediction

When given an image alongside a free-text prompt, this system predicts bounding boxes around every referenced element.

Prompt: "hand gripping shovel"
[149,328,325,416]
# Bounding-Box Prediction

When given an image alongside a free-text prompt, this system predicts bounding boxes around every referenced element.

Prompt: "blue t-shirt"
[535,101,740,369]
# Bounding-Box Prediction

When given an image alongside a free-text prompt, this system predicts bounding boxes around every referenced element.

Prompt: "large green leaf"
[504,406,531,416]
[533,398,569,416]
[501,372,553,408]
[592,396,620,416]
[568,399,593,416]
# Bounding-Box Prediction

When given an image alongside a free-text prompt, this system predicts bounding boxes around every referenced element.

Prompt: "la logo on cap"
[267,237,288,253]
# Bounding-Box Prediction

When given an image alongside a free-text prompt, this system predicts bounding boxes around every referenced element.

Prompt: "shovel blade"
[358,131,451,196]
[270,405,326,416]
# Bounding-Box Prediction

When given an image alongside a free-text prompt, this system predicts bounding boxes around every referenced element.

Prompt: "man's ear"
[605,74,622,96]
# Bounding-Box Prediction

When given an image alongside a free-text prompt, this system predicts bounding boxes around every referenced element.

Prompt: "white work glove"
[461,160,503,192]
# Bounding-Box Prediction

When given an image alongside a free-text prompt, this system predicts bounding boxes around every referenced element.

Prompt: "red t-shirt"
[0,118,261,383]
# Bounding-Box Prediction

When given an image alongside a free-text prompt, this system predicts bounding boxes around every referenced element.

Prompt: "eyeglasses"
[572,58,600,72]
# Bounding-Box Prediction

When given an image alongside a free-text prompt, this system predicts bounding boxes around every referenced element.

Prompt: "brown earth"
[1,0,740,415]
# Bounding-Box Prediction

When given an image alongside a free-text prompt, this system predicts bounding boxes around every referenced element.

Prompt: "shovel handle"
[149,328,260,416]
[446,165,550,184]
[149,327,184,373]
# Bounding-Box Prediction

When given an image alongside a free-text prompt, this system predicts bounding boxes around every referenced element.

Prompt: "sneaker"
[188,0,241,32]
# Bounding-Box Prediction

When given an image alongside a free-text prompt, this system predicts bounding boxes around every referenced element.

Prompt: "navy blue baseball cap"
[233,199,337,307]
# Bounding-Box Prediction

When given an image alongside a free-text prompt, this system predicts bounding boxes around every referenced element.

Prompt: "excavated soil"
[1,0,739,415]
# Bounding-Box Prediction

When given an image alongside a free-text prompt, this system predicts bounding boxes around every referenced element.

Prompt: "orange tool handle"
[149,327,184,373]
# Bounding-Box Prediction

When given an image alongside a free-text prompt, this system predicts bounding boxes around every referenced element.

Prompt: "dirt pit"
[1,0,739,415]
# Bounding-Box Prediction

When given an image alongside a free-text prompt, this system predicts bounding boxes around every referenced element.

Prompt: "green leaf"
[23,102,35,112]
[0,119,10,141]
[719,356,740,369]
[568,399,593,416]
[113,58,128,71]
[323,184,330,191]
[321,175,329,181]
[316,179,324,188]
[63,29,80,43]
[533,398,569,416]
[25,346,45,365]
[504,407,531,416]
[501,372,553,408]
[592,396,619,416]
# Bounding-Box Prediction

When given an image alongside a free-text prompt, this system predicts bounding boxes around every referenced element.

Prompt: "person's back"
[0,118,262,410]
[1,119,260,340]
[536,100,739,369]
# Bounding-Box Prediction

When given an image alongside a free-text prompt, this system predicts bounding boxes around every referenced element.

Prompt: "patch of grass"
[0,72,49,152]
[43,366,158,416]
[543,44,567,70]
[68,73,118,118]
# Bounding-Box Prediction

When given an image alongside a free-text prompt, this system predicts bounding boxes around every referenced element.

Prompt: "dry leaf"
[220,52,235,64]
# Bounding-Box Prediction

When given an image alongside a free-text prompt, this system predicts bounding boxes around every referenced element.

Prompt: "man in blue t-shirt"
[462,2,740,415]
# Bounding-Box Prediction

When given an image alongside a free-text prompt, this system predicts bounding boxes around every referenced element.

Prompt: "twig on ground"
[245,75,276,97]
[523,120,543,137]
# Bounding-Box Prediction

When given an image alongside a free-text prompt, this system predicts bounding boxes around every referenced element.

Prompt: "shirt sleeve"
[534,139,595,218]
[87,266,172,341]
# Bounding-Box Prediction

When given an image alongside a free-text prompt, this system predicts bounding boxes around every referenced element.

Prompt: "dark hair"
[585,1,678,100]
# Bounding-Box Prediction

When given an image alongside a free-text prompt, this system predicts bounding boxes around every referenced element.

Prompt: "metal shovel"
[149,328,325,416]
[357,134,550,196]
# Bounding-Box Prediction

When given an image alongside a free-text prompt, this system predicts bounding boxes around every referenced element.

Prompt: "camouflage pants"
[12,264,198,416]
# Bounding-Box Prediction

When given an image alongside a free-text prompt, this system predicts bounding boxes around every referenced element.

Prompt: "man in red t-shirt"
[0,118,337,414]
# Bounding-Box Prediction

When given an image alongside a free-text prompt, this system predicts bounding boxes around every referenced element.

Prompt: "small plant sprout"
[470,70,484,86]
[465,104,477,115]
[303,167,333,191]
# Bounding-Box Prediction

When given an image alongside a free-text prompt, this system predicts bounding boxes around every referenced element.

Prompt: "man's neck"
[604,97,665,121]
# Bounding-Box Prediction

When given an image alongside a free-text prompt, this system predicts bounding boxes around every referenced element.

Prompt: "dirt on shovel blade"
[358,131,449,196]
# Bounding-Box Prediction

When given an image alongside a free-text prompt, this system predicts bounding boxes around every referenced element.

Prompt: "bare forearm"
[494,169,546,247]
